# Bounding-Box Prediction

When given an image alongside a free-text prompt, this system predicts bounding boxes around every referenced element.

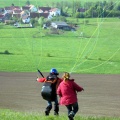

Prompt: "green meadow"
[0,0,115,7]
[0,17,120,74]
[0,109,120,120]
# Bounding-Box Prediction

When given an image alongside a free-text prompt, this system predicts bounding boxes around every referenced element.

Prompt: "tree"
[72,1,76,16]
[102,1,107,6]
[65,6,69,14]
[74,12,80,18]
[12,16,18,22]
[30,18,36,27]
[56,2,60,8]
[108,1,114,10]
[116,3,120,11]
[97,6,103,17]
[74,1,81,11]
[51,16,67,22]
[45,20,51,27]
[11,3,14,6]
[26,0,30,6]
[38,17,44,28]
[51,2,55,7]
[84,7,93,18]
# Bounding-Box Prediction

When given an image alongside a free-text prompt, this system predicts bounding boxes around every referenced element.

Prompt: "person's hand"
[36,77,39,81]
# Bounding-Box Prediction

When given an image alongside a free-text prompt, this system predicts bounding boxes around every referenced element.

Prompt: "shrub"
[4,50,10,54]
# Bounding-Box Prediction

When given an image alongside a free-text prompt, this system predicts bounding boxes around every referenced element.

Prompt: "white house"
[22,15,30,23]
[29,5,37,12]
[49,8,61,16]
[20,11,29,18]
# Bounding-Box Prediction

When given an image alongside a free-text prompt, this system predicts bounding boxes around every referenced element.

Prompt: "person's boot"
[45,106,51,116]
[45,110,49,116]
[54,111,59,115]
[54,104,59,115]
[68,117,74,120]
[68,111,74,120]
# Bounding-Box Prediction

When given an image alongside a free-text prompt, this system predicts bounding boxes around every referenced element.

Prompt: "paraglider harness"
[41,74,57,101]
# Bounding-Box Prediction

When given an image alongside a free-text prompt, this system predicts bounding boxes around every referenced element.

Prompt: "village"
[0,4,76,31]
[1,1,119,30]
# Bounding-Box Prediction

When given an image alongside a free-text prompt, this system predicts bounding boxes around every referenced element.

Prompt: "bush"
[4,50,10,54]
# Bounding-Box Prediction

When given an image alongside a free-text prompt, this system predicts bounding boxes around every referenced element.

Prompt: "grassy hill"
[0,17,120,74]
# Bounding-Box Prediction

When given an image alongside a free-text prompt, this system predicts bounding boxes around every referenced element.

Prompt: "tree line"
[55,1,120,18]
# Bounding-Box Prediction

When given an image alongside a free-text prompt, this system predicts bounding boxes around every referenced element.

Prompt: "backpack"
[41,74,57,101]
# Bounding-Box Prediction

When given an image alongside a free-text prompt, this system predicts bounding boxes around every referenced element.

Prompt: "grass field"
[0,17,120,74]
[0,109,120,120]
[0,0,118,7]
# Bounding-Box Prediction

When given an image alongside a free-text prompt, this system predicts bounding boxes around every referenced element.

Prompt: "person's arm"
[57,85,62,97]
[37,77,46,82]
[46,79,57,83]
[73,81,84,92]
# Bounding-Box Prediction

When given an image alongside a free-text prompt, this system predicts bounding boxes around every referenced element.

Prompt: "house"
[12,13,21,19]
[12,9,22,18]
[51,21,68,28]
[38,7,61,17]
[0,13,10,22]
[21,6,30,11]
[30,12,52,20]
[13,6,21,10]
[38,7,51,13]
[30,12,40,18]
[51,21,76,31]
[4,6,21,13]
[22,15,30,23]
[0,8,4,14]
[39,13,52,19]
[21,11,29,18]
[0,14,5,21]
[4,6,13,13]
[29,5,37,12]
[13,9,22,14]
[49,8,61,16]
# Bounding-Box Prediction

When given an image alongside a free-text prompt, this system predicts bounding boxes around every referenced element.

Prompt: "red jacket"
[57,79,83,105]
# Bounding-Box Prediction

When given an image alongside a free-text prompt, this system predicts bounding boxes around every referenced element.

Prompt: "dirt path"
[0,72,120,117]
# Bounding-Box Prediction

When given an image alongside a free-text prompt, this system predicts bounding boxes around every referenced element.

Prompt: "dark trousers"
[66,102,79,116]
[46,96,59,113]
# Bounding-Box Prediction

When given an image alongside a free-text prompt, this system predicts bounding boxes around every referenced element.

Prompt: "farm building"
[51,21,76,31]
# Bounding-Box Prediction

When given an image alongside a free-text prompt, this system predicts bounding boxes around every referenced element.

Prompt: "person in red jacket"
[37,68,62,116]
[57,72,84,120]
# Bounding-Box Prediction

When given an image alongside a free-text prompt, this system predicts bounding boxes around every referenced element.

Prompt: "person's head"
[50,68,59,75]
[62,72,70,82]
